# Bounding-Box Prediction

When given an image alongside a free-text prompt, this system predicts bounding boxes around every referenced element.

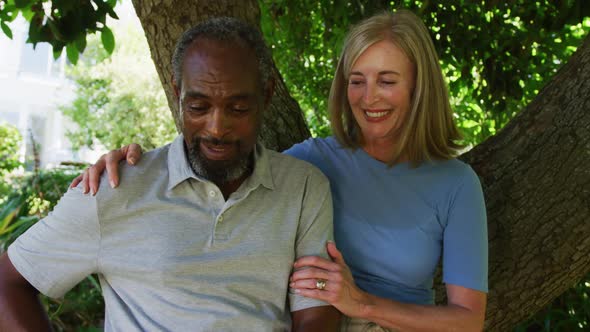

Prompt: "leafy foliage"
[0,122,23,201]
[0,165,104,330]
[0,121,21,175]
[261,0,590,145]
[60,24,176,151]
[515,274,590,331]
[0,166,82,249]
[0,0,118,63]
[260,0,392,137]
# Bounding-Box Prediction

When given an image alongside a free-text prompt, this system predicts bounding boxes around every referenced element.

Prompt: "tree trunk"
[458,34,590,330]
[130,0,310,151]
[133,1,590,330]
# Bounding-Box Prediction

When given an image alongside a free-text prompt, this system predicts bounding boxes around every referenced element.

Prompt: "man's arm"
[0,253,52,331]
[289,166,340,331]
[1,184,102,331]
[292,306,341,332]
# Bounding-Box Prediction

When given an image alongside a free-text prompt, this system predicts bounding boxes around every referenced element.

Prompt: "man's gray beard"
[187,136,253,185]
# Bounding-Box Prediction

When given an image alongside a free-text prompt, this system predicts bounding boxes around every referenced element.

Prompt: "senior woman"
[74,10,488,331]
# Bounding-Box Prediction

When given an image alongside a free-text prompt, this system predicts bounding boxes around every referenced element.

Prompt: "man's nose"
[206,109,230,138]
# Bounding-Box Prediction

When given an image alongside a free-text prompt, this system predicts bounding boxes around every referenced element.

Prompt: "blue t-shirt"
[284,136,487,305]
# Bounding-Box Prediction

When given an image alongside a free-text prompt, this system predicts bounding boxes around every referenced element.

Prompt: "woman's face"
[347,40,415,146]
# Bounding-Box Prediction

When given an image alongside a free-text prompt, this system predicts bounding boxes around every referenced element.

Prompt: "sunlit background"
[0,0,589,330]
[0,0,146,169]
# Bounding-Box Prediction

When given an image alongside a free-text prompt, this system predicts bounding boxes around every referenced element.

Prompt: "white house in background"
[0,1,140,169]
[0,17,106,169]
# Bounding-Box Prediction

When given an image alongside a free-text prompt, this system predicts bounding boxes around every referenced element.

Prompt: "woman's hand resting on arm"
[291,242,487,331]
[290,241,372,317]
[70,143,144,195]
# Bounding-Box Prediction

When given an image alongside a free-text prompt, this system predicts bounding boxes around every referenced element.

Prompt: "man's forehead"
[185,38,255,64]
[183,39,258,76]
[179,39,262,96]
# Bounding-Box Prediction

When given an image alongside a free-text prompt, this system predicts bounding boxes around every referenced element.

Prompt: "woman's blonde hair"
[329,9,463,166]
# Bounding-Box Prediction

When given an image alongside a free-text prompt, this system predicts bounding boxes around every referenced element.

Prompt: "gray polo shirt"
[8,135,334,331]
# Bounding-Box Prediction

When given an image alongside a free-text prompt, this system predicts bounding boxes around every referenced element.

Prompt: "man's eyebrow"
[184,91,208,99]
[183,91,255,100]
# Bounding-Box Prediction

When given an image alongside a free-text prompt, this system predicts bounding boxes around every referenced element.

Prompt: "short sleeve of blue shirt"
[442,167,488,292]
[284,140,312,163]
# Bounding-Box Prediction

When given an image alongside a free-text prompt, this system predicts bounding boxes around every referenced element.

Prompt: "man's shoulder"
[123,143,171,172]
[96,143,172,194]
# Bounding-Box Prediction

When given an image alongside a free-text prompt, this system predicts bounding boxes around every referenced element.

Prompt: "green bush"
[60,25,176,152]
[0,122,21,173]
[0,122,23,202]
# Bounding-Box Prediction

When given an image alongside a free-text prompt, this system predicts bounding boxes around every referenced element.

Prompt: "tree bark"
[130,0,309,151]
[460,34,590,330]
[132,1,590,330]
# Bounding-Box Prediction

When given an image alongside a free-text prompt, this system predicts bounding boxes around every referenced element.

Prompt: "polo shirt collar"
[167,135,275,191]
[167,135,197,190]
[247,143,275,191]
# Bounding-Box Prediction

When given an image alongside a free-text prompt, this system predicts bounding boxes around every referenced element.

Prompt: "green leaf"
[0,199,23,232]
[0,218,31,237]
[20,7,35,21]
[106,6,119,20]
[14,0,32,9]
[27,13,42,42]
[0,3,18,22]
[66,43,79,64]
[96,0,119,20]
[75,34,87,53]
[0,21,13,39]
[108,10,119,20]
[101,26,115,54]
[52,45,63,60]
[46,18,65,41]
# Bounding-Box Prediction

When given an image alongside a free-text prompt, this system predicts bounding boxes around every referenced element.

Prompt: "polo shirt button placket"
[214,212,229,241]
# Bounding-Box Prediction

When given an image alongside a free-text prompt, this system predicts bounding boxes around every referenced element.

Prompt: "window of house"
[19,40,65,78]
[24,114,46,170]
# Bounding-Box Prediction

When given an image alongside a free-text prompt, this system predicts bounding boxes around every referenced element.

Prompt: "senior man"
[0,17,339,331]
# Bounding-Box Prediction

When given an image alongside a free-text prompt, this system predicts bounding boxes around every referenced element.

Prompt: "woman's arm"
[290,242,486,332]
[70,143,143,195]
[361,284,486,331]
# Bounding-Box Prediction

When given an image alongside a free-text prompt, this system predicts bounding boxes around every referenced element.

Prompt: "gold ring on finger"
[316,279,327,290]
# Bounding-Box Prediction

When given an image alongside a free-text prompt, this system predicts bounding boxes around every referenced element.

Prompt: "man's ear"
[172,74,180,98]
[263,77,275,108]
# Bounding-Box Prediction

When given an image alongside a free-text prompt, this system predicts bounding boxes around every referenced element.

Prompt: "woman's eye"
[348,80,364,85]
[381,81,396,85]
